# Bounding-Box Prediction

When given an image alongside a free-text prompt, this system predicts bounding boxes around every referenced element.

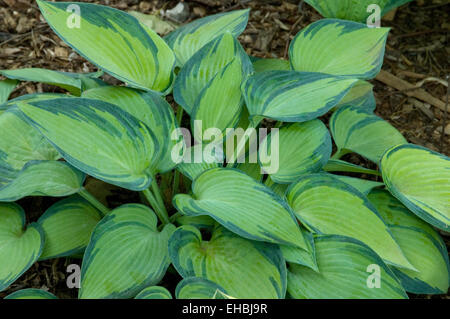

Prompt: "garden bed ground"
[0,0,448,299]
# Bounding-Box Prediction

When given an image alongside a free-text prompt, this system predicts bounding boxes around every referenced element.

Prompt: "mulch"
[0,0,448,299]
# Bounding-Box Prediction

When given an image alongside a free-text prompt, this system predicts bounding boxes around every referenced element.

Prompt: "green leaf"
[332,175,383,195]
[18,97,159,191]
[4,288,58,299]
[165,9,249,66]
[369,189,449,294]
[323,159,381,176]
[0,203,44,292]
[381,144,450,231]
[1,93,70,112]
[135,286,172,299]
[173,32,252,115]
[252,58,290,73]
[259,120,332,183]
[335,80,376,111]
[175,277,229,299]
[169,225,286,298]
[0,68,84,95]
[38,195,102,260]
[79,204,175,299]
[173,168,310,249]
[0,160,85,202]
[37,0,175,93]
[289,19,389,79]
[82,86,177,173]
[0,79,17,103]
[330,105,407,163]
[287,235,408,299]
[242,71,357,125]
[305,0,413,23]
[287,173,415,270]
[191,58,245,141]
[0,107,60,181]
[175,144,223,181]
[281,231,318,272]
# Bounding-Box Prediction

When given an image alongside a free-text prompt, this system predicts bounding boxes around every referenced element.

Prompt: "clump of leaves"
[0,0,448,299]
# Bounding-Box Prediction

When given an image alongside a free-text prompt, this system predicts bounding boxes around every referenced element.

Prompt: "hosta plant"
[0,0,448,299]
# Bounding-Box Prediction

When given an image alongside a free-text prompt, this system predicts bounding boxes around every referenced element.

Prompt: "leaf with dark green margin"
[335,80,376,111]
[173,32,252,115]
[259,120,332,183]
[175,277,230,299]
[38,195,102,260]
[380,144,450,231]
[332,175,383,195]
[169,225,286,298]
[286,173,415,270]
[4,288,58,299]
[330,105,406,163]
[0,203,44,292]
[79,204,175,299]
[304,0,413,23]
[173,168,310,249]
[175,144,223,181]
[18,97,159,191]
[37,0,175,93]
[242,71,357,125]
[289,19,389,79]
[135,286,172,299]
[287,235,408,299]
[82,86,177,173]
[165,9,249,66]
[0,160,85,202]
[368,189,450,294]
[281,231,318,272]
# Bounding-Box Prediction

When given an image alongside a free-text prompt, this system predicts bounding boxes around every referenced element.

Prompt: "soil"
[0,0,448,299]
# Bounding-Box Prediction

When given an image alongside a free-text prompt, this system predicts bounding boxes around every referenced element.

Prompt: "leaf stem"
[142,188,170,225]
[78,188,109,217]
[331,148,351,160]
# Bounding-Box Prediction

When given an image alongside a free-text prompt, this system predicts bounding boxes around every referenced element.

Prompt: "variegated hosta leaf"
[368,189,449,293]
[175,144,223,181]
[4,288,58,299]
[164,9,249,66]
[175,277,229,299]
[79,204,175,299]
[0,107,60,180]
[259,120,332,183]
[332,175,383,195]
[286,173,414,270]
[242,71,357,125]
[0,203,44,292]
[287,235,408,299]
[289,19,389,79]
[173,32,252,115]
[268,180,289,198]
[18,98,159,191]
[38,195,102,260]
[281,232,318,272]
[390,225,449,294]
[82,86,177,173]
[305,0,413,23]
[335,80,376,111]
[252,58,290,73]
[330,105,407,163]
[191,58,245,142]
[173,168,310,249]
[0,79,17,104]
[0,161,85,202]
[381,144,450,231]
[1,93,70,112]
[37,0,175,93]
[323,159,381,176]
[0,68,84,95]
[135,286,172,299]
[169,225,286,298]
[174,214,217,231]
